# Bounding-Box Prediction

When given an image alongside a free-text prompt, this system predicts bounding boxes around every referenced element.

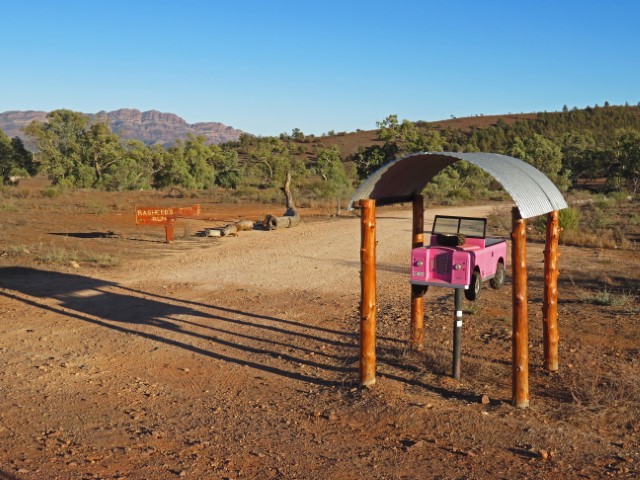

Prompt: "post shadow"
[1,267,486,402]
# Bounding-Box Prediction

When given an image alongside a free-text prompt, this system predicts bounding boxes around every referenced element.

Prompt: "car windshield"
[432,216,486,238]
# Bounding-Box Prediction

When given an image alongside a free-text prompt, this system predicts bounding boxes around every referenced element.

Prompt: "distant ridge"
[0,108,245,146]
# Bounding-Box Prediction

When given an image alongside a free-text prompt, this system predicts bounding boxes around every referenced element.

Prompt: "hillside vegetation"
[1,104,639,206]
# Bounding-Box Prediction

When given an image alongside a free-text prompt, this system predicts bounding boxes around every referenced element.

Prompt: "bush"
[41,186,65,198]
[559,207,580,231]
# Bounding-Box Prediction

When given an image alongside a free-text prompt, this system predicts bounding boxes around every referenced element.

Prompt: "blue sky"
[1,0,639,136]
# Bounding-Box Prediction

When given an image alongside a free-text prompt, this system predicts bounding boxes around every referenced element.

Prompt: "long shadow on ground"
[0,267,484,401]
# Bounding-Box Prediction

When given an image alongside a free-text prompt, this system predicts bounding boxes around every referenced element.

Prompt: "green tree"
[355,114,446,179]
[0,130,14,182]
[183,135,216,189]
[608,129,640,193]
[0,131,36,183]
[25,109,90,187]
[210,146,243,189]
[102,140,155,191]
[315,145,350,196]
[249,137,297,186]
[84,120,124,187]
[11,136,36,176]
[509,134,569,188]
[558,131,598,182]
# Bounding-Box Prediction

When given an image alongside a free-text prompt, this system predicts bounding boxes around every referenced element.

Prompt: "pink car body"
[410,216,507,300]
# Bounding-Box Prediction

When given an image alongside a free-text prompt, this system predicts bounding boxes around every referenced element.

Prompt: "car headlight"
[453,264,462,270]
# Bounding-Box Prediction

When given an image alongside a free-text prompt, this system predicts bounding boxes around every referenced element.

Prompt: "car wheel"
[465,270,481,301]
[490,261,505,289]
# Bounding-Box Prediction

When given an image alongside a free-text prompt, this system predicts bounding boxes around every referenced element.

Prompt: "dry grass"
[35,246,119,267]
[560,229,617,248]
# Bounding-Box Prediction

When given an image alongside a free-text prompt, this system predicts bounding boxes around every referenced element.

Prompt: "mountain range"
[0,108,245,146]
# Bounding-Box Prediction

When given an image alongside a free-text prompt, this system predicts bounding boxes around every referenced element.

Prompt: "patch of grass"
[84,253,120,267]
[37,247,80,265]
[37,247,120,268]
[591,206,613,228]
[590,288,636,308]
[2,245,32,257]
[560,229,617,249]
[565,355,640,410]
[593,194,611,209]
[558,207,580,231]
[0,202,18,212]
[41,186,64,198]
[82,200,109,215]
[607,191,629,203]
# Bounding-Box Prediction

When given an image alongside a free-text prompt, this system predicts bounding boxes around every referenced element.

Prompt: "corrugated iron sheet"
[349,152,568,219]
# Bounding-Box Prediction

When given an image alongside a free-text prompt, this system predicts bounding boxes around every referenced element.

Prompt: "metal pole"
[359,199,377,387]
[452,287,463,379]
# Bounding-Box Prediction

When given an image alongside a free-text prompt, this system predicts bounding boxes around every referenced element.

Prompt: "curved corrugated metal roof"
[349,152,568,219]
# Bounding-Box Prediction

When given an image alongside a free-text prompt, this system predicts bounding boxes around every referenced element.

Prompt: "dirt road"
[1,200,638,479]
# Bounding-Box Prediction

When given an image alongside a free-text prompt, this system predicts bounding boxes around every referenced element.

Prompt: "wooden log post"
[543,210,560,372]
[511,207,529,408]
[164,221,175,243]
[410,195,427,351]
[359,199,377,387]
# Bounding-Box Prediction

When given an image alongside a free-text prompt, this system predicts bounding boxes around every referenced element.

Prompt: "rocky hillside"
[0,109,245,146]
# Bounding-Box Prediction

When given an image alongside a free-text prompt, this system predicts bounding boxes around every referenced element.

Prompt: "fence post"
[359,199,377,386]
[511,207,529,408]
[543,210,560,371]
[410,195,427,350]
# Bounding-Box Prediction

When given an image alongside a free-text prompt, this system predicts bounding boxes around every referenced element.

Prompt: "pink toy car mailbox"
[410,215,507,301]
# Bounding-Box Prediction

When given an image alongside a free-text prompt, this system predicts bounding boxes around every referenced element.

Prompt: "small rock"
[538,449,549,461]
[70,261,80,269]
[481,395,490,405]
[180,368,190,373]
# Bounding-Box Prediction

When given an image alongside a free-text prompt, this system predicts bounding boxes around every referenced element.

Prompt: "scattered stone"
[481,394,491,405]
[538,449,549,461]
[70,261,80,269]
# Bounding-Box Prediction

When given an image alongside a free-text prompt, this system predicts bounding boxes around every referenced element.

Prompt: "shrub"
[41,186,64,198]
[558,207,580,231]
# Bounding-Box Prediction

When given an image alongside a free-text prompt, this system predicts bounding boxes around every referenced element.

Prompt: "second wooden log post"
[511,207,529,408]
[543,210,561,372]
[359,199,377,387]
[410,195,427,351]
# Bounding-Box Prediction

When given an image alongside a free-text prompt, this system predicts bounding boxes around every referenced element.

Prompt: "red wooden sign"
[135,205,201,225]
[135,204,201,242]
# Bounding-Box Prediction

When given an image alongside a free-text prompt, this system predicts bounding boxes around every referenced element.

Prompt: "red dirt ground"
[0,185,638,479]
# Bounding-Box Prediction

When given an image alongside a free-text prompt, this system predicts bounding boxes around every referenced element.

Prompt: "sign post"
[135,205,201,243]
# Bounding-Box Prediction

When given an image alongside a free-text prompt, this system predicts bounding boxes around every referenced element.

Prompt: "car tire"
[465,270,481,301]
[490,261,505,289]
